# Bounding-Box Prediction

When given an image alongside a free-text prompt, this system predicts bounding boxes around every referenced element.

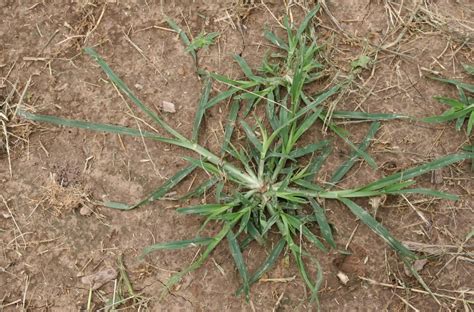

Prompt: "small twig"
[393,293,420,312]
[84,4,106,44]
[39,29,60,54]
[359,276,474,304]
[401,195,431,229]
[1,195,27,248]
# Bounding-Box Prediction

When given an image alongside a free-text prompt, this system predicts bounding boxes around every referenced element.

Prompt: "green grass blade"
[386,188,459,201]
[423,105,473,123]
[242,86,264,118]
[361,153,473,191]
[227,230,250,301]
[142,237,213,255]
[402,257,441,305]
[240,120,263,152]
[284,213,327,251]
[193,78,212,142]
[246,221,265,246]
[186,32,219,53]
[180,177,219,200]
[463,63,474,75]
[301,225,327,252]
[266,90,279,131]
[182,156,220,176]
[215,181,225,203]
[84,48,186,140]
[330,122,380,185]
[293,107,324,142]
[290,140,330,159]
[434,96,466,109]
[18,109,181,143]
[206,87,240,109]
[104,164,197,210]
[330,111,407,120]
[308,198,336,248]
[467,111,474,135]
[339,198,415,258]
[234,55,264,83]
[236,238,286,295]
[430,76,474,93]
[455,115,466,131]
[264,30,289,51]
[221,100,240,155]
[176,203,232,216]
[296,5,320,38]
[165,17,196,64]
[160,221,236,299]
[304,143,332,181]
[328,122,378,169]
[294,179,323,191]
[289,243,319,302]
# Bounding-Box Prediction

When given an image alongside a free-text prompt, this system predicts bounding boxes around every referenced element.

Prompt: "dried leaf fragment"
[336,271,349,285]
[81,267,117,290]
[161,101,176,113]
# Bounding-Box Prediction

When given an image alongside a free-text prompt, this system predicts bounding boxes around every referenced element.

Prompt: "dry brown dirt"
[1,0,473,311]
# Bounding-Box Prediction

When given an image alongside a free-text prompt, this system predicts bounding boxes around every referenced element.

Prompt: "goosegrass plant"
[18,7,473,305]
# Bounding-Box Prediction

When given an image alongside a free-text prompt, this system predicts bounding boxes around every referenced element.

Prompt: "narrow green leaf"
[182,157,223,178]
[264,30,289,51]
[423,105,473,123]
[402,257,441,305]
[308,198,336,248]
[186,32,219,52]
[240,120,263,152]
[227,230,250,301]
[17,110,179,145]
[246,221,265,246]
[177,203,233,216]
[331,111,407,120]
[296,5,320,39]
[180,177,219,200]
[330,122,380,185]
[161,221,236,299]
[215,181,225,203]
[142,237,213,255]
[361,153,473,191]
[104,164,197,210]
[434,96,466,109]
[192,78,212,142]
[462,63,474,75]
[339,198,415,258]
[304,143,332,181]
[84,48,185,140]
[386,188,459,201]
[430,76,474,93]
[234,54,263,83]
[206,87,240,109]
[293,107,324,141]
[165,17,196,63]
[328,122,378,169]
[221,100,240,155]
[290,140,330,159]
[284,213,327,251]
[467,111,474,135]
[236,239,286,295]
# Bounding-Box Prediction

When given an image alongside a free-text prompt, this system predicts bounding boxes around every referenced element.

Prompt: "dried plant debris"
[81,267,118,290]
[37,178,90,216]
[1,78,33,178]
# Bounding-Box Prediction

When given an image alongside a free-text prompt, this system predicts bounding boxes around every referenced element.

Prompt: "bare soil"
[1,0,473,311]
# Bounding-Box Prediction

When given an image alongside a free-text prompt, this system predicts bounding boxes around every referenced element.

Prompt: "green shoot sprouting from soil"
[425,63,474,135]
[18,7,473,306]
